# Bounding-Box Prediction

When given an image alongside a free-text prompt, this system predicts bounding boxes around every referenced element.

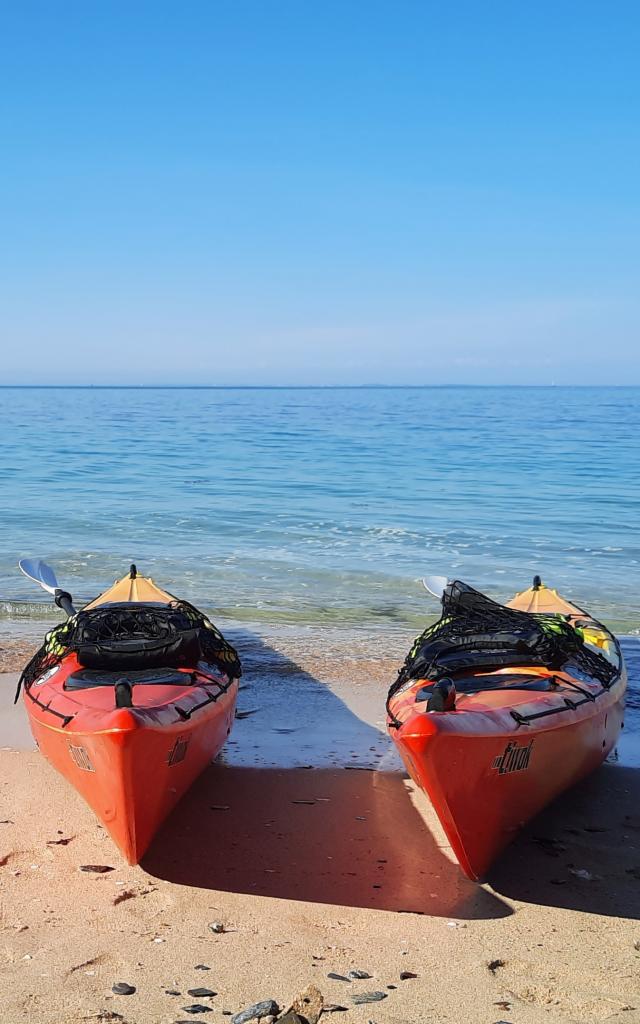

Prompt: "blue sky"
[1,1,638,385]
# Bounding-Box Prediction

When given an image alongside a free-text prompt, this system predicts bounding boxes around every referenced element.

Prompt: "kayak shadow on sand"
[142,629,512,920]
[488,763,640,919]
[491,637,640,919]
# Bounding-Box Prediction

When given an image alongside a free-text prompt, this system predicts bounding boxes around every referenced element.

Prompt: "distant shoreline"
[1,383,639,390]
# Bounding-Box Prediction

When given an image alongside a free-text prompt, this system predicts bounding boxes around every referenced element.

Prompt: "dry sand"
[1,638,640,1024]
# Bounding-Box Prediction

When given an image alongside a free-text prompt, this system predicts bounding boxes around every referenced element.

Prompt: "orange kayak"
[18,569,240,864]
[387,579,626,880]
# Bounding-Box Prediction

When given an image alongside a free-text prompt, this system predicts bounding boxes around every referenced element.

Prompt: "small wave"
[0,600,61,620]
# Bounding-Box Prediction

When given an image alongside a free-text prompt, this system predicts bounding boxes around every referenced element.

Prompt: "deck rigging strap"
[387,580,619,728]
[16,598,241,702]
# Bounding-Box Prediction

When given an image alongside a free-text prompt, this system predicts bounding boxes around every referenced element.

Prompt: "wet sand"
[1,635,640,1023]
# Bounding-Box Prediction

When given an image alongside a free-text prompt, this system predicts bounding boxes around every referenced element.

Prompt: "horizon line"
[1,383,639,390]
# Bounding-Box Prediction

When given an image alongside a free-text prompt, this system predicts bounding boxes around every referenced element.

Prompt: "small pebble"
[181,1007,213,1015]
[81,864,115,873]
[194,965,211,971]
[348,970,371,980]
[323,1007,348,1014]
[487,959,505,973]
[187,989,217,998]
[209,921,225,933]
[352,992,387,1005]
[165,990,181,995]
[327,972,350,982]
[112,982,136,996]
[400,971,418,980]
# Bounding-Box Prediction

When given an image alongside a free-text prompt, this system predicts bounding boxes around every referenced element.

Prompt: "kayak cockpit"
[413,671,561,702]
[64,667,195,690]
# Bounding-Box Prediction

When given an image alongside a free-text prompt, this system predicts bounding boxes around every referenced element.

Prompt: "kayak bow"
[18,564,240,864]
[387,578,626,880]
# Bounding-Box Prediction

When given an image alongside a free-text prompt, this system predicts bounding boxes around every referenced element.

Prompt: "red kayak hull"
[390,668,626,879]
[24,653,238,864]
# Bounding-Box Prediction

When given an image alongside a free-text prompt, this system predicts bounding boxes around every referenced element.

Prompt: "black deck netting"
[17,599,241,698]
[387,581,619,723]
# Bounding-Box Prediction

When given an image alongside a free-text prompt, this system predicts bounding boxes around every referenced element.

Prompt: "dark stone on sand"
[194,964,211,970]
[352,992,387,1005]
[187,989,217,998]
[112,982,136,995]
[230,1000,279,1023]
[166,990,181,995]
[323,1007,348,1014]
[181,1007,213,1015]
[386,984,397,989]
[348,970,371,980]
[81,864,115,873]
[209,920,225,933]
[400,971,418,980]
[487,959,505,973]
[327,973,350,982]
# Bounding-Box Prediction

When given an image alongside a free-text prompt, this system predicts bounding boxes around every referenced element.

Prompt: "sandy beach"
[2,634,640,1024]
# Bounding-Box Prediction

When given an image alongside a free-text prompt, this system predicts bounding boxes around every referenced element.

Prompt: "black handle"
[54,589,76,617]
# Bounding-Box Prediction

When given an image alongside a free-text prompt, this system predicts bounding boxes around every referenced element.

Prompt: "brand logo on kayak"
[168,737,189,767]
[492,740,534,774]
[69,745,95,772]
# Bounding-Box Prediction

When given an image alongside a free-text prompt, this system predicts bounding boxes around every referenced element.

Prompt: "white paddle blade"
[422,574,450,599]
[18,558,59,595]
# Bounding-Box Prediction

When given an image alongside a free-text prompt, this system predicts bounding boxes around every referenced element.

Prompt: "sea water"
[0,386,638,629]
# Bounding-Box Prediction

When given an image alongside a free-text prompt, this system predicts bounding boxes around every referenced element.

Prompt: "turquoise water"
[0,386,639,633]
